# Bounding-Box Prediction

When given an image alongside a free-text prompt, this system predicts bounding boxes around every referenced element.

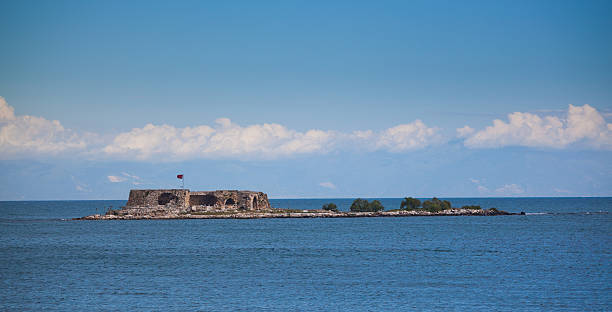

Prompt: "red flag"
[177,174,183,179]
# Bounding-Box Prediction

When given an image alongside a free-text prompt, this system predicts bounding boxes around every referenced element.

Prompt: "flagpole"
[177,174,184,189]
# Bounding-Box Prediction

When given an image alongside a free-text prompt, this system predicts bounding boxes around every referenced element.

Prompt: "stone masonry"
[123,189,271,215]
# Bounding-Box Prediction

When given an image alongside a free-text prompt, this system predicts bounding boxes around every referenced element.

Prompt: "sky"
[1,0,611,199]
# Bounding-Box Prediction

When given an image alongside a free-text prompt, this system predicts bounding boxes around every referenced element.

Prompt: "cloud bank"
[1,97,610,161]
[102,118,443,160]
[103,119,337,160]
[0,97,442,160]
[461,104,612,149]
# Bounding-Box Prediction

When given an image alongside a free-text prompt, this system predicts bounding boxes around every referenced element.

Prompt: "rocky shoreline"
[75,207,519,220]
[75,189,522,220]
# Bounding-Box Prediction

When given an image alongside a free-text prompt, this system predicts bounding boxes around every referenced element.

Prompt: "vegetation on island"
[423,198,452,212]
[289,197,496,214]
[400,197,484,213]
[350,198,385,212]
[322,203,339,212]
[400,197,450,212]
[275,197,495,215]
[400,197,421,210]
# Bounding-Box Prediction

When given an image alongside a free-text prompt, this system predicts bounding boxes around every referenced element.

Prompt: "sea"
[1,198,610,311]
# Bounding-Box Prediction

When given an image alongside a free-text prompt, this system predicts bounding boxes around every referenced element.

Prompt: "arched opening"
[252,196,258,210]
[189,194,218,206]
[225,198,235,205]
[158,193,179,205]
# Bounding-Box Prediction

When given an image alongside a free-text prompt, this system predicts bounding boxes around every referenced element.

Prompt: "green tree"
[421,199,439,212]
[322,203,338,212]
[350,198,385,212]
[369,200,385,212]
[443,200,452,210]
[421,197,452,212]
[350,198,370,212]
[400,197,421,210]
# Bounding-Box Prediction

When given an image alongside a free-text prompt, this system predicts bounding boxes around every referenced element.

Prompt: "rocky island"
[76,189,518,220]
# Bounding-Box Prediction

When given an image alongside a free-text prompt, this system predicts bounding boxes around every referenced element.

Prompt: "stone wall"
[189,190,270,211]
[125,189,271,212]
[126,189,190,208]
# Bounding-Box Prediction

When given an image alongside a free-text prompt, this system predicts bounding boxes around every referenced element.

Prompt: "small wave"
[0,218,66,223]
[525,211,608,216]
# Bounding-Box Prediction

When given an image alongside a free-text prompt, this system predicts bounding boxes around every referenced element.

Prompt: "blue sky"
[1,0,611,199]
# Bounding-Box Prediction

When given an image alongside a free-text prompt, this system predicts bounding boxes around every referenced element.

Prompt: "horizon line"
[1,196,611,202]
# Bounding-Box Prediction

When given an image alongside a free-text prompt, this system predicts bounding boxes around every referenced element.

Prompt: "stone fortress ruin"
[116,189,271,217]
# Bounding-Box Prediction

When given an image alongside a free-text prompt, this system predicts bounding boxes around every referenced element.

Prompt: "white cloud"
[463,104,612,149]
[122,172,145,185]
[473,180,524,196]
[71,175,90,192]
[358,120,443,152]
[102,118,440,160]
[6,96,609,162]
[457,126,475,138]
[0,97,16,121]
[319,182,336,189]
[0,98,441,161]
[108,172,144,185]
[495,184,525,196]
[477,185,489,193]
[103,119,335,160]
[470,178,489,194]
[107,175,126,183]
[0,97,87,157]
[121,172,140,180]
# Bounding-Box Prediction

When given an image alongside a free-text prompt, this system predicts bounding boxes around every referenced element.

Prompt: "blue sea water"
[0,198,610,311]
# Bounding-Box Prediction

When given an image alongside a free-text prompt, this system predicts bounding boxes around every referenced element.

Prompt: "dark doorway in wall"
[158,193,179,205]
[252,196,258,209]
[225,198,235,205]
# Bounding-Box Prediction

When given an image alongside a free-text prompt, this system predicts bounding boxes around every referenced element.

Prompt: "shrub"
[400,197,421,210]
[322,203,338,212]
[368,200,385,212]
[350,198,385,212]
[350,198,369,212]
[443,200,452,210]
[461,205,481,210]
[421,197,451,212]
